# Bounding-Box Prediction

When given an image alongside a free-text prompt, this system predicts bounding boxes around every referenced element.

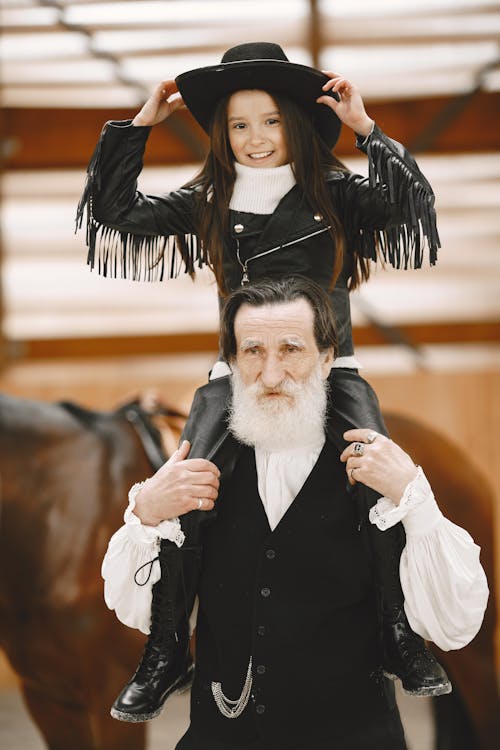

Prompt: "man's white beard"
[228,362,328,452]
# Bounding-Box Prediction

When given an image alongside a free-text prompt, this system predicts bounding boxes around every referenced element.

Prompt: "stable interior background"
[1,1,500,748]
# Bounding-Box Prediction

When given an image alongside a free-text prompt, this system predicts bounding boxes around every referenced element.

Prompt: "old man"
[103,276,488,749]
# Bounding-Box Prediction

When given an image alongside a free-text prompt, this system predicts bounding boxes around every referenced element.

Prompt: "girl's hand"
[340,429,418,505]
[132,80,184,127]
[316,73,373,137]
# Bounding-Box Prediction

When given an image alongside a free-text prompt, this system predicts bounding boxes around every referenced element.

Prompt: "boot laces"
[135,559,177,680]
[397,628,436,668]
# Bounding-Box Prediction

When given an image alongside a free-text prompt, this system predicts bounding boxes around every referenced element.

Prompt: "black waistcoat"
[190,441,392,748]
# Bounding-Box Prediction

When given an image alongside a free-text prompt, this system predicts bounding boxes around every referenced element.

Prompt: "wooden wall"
[370,368,500,653]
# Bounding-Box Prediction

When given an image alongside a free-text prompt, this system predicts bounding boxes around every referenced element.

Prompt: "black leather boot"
[111,377,239,722]
[382,605,452,696]
[325,369,451,699]
[365,496,452,697]
[111,541,199,722]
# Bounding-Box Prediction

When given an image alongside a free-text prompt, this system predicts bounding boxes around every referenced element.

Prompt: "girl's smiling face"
[227,90,289,168]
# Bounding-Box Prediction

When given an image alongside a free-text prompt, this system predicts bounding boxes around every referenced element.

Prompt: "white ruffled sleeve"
[101,482,185,634]
[369,468,489,652]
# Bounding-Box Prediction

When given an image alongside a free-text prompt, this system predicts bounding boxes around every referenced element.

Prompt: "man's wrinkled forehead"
[234,299,315,346]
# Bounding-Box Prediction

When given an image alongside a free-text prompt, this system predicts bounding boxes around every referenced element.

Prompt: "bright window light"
[321,42,499,76]
[321,13,500,41]
[92,28,224,54]
[0,6,59,26]
[2,85,142,108]
[320,0,500,16]
[3,59,116,84]
[0,32,89,60]
[120,46,312,82]
[91,25,304,55]
[483,67,500,92]
[64,0,307,26]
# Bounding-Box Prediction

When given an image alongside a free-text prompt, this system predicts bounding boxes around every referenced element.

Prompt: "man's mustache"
[253,379,299,397]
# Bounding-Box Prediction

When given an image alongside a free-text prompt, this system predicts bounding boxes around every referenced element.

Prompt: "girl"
[77,43,449,723]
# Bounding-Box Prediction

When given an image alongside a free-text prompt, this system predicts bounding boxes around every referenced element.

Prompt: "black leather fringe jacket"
[76,121,439,358]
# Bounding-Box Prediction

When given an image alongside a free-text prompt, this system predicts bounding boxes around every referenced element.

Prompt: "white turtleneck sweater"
[229,161,297,214]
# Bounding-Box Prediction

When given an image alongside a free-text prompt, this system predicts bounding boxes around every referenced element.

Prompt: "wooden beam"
[309,0,321,69]
[3,92,500,170]
[7,332,220,360]
[2,108,208,170]
[346,92,500,155]
[5,321,500,362]
[353,321,500,347]
[0,110,6,371]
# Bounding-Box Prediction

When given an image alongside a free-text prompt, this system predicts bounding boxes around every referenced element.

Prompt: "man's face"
[233,299,333,399]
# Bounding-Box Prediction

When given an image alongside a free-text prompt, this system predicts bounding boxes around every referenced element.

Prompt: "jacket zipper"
[236,226,331,285]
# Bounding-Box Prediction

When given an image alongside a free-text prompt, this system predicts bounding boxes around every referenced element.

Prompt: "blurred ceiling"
[2,0,500,107]
[2,0,500,164]
[1,0,499,369]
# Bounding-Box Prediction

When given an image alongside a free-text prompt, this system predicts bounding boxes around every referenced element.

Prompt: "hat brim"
[175,59,341,150]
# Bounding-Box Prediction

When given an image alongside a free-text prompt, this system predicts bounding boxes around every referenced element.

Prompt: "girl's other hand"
[132,80,185,127]
[316,72,373,138]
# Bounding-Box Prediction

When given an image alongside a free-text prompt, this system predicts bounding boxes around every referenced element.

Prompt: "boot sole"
[384,671,453,698]
[110,664,195,723]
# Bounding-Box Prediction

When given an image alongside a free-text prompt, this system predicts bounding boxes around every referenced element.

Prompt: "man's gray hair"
[219,276,338,361]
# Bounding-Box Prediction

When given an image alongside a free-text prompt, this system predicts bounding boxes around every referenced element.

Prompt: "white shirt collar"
[255,433,325,531]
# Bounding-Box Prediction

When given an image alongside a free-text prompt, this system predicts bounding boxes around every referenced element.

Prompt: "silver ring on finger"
[197,498,204,510]
[353,442,365,457]
[366,431,378,444]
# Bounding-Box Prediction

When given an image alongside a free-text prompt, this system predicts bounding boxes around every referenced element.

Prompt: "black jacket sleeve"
[337,124,440,270]
[76,120,204,281]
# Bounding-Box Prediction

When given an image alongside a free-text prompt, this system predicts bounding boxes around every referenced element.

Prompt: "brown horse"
[0,394,498,749]
[384,413,499,750]
[0,393,158,750]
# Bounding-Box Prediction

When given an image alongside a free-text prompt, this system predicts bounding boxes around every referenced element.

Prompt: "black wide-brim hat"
[175,42,341,149]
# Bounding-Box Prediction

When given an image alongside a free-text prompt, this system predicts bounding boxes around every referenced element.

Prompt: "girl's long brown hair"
[183,92,370,295]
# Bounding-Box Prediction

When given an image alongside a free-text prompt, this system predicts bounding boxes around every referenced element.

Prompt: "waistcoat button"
[234,223,244,233]
[313,213,323,222]
[260,587,271,598]
[256,665,266,675]
[265,549,276,560]
[257,625,266,636]
[256,704,266,714]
